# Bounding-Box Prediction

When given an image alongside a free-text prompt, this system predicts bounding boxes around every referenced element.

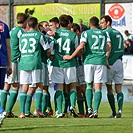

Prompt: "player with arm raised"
[63,16,108,118]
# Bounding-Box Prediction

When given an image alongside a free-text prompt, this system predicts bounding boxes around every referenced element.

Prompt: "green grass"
[0,102,133,133]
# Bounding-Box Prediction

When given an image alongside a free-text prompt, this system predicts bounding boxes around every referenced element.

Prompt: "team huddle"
[0,13,124,119]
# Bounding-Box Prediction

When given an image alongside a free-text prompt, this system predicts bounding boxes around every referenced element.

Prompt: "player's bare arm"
[63,42,85,60]
[6,38,12,76]
[106,42,111,69]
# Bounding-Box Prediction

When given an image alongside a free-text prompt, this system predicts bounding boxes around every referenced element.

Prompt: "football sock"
[117,92,124,111]
[70,89,77,108]
[56,89,63,114]
[20,92,27,114]
[47,91,53,111]
[25,93,32,114]
[36,90,43,111]
[1,90,8,110]
[42,92,48,115]
[54,92,57,111]
[6,90,18,114]
[63,92,69,113]
[107,93,116,116]
[77,98,84,114]
[84,97,88,114]
[93,90,102,112]
[85,82,93,109]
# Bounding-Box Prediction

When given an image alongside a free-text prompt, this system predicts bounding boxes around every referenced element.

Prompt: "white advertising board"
[105,3,133,35]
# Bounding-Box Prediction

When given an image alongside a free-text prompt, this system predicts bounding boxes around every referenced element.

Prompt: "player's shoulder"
[108,28,122,36]
[55,28,77,39]
[0,20,7,27]
[11,26,23,33]
[89,28,103,35]
[0,21,9,32]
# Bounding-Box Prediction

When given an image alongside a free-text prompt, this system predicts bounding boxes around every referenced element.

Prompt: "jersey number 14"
[57,38,70,54]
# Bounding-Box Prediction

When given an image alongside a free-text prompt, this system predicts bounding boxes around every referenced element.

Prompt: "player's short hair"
[28,17,38,28]
[67,15,73,23]
[59,14,69,27]
[101,15,112,25]
[90,16,99,27]
[126,39,132,44]
[71,23,80,32]
[124,30,129,35]
[38,24,43,30]
[49,17,59,24]
[39,21,48,26]
[17,13,28,24]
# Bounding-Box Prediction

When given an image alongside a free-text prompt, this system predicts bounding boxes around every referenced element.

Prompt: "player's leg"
[53,83,57,112]
[93,65,107,118]
[93,83,102,118]
[31,69,44,118]
[42,63,53,116]
[55,83,64,118]
[34,82,44,118]
[63,84,69,115]
[1,81,10,111]
[6,62,19,117]
[0,68,8,122]
[6,83,19,117]
[0,68,7,110]
[46,90,53,115]
[106,84,116,117]
[65,67,78,117]
[86,82,93,117]
[77,86,85,117]
[19,70,32,118]
[25,85,36,117]
[20,84,29,118]
[84,64,94,117]
[51,67,64,118]
[69,82,78,117]
[114,59,124,118]
[106,62,117,118]
[115,84,124,118]
[81,84,88,116]
[76,65,85,117]
[42,86,48,116]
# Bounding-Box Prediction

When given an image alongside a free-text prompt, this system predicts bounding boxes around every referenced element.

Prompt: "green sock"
[107,93,116,116]
[42,93,48,115]
[1,90,8,110]
[93,90,102,112]
[84,98,88,114]
[85,82,93,109]
[36,90,43,111]
[77,98,84,114]
[6,90,18,114]
[63,92,69,113]
[70,89,77,108]
[56,89,63,114]
[47,91,52,111]
[25,93,32,114]
[20,92,27,114]
[54,92,57,111]
[117,92,124,111]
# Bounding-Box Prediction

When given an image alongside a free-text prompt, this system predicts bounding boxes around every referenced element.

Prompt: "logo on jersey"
[108,4,126,27]
[0,23,4,32]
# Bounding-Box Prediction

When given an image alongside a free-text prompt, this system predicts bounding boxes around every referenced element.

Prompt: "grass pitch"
[0,102,132,133]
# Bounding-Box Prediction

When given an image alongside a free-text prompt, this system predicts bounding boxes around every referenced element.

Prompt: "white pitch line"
[0,123,112,131]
